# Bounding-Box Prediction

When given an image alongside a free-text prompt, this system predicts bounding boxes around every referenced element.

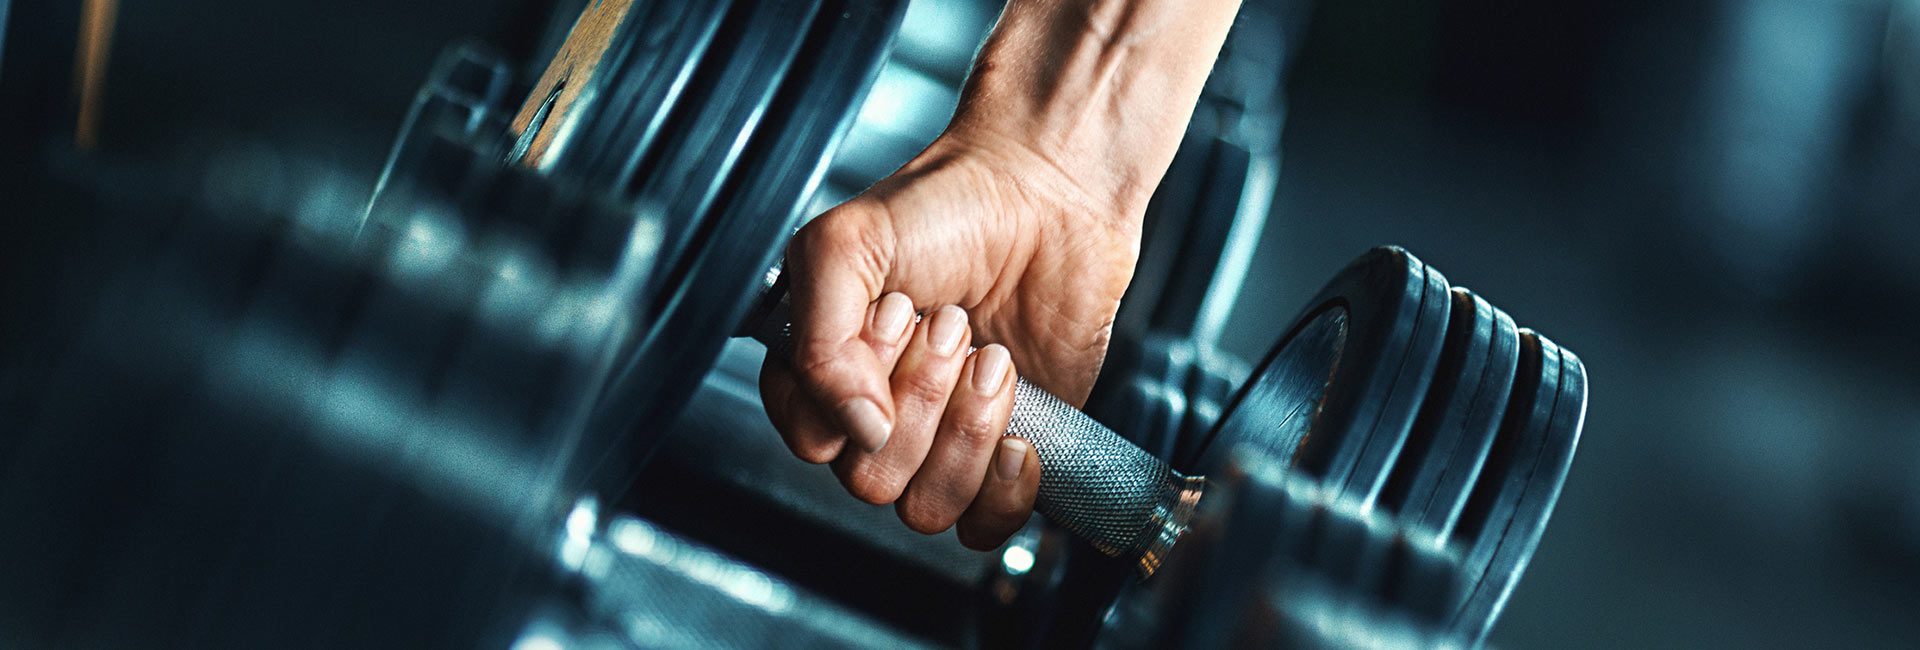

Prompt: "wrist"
[927,126,1146,226]
[941,0,1241,222]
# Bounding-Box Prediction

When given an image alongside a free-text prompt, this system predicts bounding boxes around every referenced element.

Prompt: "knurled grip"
[741,281,1205,576]
[1006,378,1205,574]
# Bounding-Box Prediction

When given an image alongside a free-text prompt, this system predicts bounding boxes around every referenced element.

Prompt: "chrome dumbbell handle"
[740,270,1203,577]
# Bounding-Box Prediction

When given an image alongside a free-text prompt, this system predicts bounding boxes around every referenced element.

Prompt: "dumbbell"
[1094,249,1588,647]
[724,245,1583,588]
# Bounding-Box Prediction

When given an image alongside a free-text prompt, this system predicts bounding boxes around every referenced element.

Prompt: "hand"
[760,131,1141,549]
[759,0,1244,550]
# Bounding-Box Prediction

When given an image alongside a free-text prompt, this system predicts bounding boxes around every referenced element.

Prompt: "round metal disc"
[594,0,907,470]
[619,0,820,262]
[1195,246,1450,505]
[510,0,732,180]
[1379,287,1521,541]
[1446,329,1587,643]
[564,0,734,188]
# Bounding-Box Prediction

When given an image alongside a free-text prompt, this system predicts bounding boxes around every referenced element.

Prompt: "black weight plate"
[562,0,734,189]
[1149,134,1252,338]
[1175,346,1247,466]
[503,0,812,300]
[1085,334,1196,460]
[621,0,819,274]
[1446,330,1586,643]
[508,0,719,178]
[1195,247,1450,506]
[1379,288,1520,540]
[590,0,907,474]
[1140,457,1327,648]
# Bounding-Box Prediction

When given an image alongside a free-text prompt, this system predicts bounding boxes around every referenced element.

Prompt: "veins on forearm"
[954,0,1243,215]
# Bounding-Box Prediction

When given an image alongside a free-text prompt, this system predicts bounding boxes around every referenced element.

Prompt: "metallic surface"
[1006,379,1204,575]
[1101,449,1472,648]
[1207,247,1450,506]
[633,339,994,644]
[0,170,633,647]
[1448,331,1587,644]
[559,514,934,648]
[1189,306,1349,477]
[1381,288,1521,542]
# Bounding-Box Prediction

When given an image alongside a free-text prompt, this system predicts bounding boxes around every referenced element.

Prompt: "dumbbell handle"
[740,271,1204,578]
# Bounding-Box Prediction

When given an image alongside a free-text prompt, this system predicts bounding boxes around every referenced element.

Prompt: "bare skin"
[760,0,1243,550]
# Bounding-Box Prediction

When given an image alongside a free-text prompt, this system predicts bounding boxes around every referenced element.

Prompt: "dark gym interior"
[2,0,1916,647]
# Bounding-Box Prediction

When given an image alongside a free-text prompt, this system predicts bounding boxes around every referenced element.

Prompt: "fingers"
[896,344,1017,534]
[833,305,972,504]
[761,261,1040,549]
[787,213,899,453]
[956,437,1042,551]
[762,292,916,463]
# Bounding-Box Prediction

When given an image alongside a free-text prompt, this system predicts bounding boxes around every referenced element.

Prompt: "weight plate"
[591,0,907,473]
[1149,134,1252,338]
[565,0,734,189]
[1379,287,1520,541]
[509,0,727,179]
[1195,246,1450,506]
[1174,345,1247,467]
[1105,451,1467,648]
[1085,334,1198,460]
[1446,329,1587,643]
[2,187,632,646]
[490,0,804,285]
[623,0,819,274]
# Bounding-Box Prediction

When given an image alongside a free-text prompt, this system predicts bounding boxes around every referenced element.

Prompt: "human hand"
[760,129,1142,549]
[759,0,1243,550]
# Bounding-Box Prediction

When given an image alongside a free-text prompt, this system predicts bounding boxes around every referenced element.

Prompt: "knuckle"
[884,417,940,463]
[896,363,960,403]
[943,402,1002,448]
[795,212,874,267]
[896,496,957,535]
[791,214,849,257]
[840,462,909,506]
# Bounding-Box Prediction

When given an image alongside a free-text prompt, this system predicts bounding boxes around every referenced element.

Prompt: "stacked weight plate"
[1103,247,1588,648]
[0,161,646,646]
[365,0,910,488]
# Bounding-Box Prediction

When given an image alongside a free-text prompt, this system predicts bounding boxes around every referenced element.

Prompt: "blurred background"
[2,0,1917,647]
[1233,1,1920,646]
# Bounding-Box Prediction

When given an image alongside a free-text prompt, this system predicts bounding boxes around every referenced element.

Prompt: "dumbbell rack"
[0,0,1584,648]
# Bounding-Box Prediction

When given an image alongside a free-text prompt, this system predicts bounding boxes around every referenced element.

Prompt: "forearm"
[946,0,1243,217]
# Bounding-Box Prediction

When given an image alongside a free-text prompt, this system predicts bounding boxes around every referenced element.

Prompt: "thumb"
[786,205,898,452]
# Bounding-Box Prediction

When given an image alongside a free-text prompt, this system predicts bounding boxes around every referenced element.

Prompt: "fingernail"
[839,397,892,452]
[928,305,966,355]
[972,344,1010,394]
[995,438,1027,481]
[873,293,913,339]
